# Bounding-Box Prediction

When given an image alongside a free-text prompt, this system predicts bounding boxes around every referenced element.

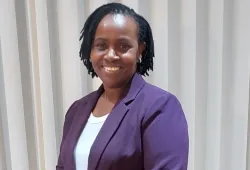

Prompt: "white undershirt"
[74,113,108,170]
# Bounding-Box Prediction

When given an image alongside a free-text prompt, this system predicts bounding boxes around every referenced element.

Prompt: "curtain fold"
[0,0,249,169]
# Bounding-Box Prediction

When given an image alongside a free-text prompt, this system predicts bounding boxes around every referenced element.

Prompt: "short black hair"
[79,2,154,78]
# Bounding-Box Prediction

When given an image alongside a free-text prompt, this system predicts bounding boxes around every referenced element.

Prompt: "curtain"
[0,0,249,169]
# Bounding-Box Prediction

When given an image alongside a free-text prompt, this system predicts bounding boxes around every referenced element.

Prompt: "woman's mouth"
[103,66,120,72]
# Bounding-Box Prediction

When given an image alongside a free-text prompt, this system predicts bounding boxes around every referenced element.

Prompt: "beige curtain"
[0,0,249,170]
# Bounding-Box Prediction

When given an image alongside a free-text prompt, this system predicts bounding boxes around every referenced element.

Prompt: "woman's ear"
[138,42,146,59]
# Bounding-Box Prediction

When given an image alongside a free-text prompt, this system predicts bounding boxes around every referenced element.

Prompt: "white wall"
[0,0,249,170]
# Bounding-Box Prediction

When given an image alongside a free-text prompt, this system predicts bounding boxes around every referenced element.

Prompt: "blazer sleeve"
[142,94,189,170]
[56,100,79,170]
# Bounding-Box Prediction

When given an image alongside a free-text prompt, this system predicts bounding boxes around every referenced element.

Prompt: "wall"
[0,0,250,170]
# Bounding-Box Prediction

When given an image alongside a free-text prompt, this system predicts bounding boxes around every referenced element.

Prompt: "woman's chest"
[63,100,146,170]
[93,115,144,170]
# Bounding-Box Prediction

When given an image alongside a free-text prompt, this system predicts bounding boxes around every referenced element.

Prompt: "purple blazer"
[56,73,189,170]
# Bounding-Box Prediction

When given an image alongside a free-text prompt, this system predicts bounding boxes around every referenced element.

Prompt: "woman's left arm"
[142,94,189,170]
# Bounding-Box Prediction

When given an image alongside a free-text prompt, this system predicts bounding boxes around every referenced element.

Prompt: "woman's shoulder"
[142,82,178,102]
[140,83,186,128]
[139,82,184,116]
[64,90,98,119]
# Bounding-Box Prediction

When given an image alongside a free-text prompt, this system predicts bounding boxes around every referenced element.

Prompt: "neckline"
[88,113,109,124]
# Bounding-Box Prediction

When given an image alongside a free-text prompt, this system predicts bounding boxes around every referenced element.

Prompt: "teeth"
[104,67,120,72]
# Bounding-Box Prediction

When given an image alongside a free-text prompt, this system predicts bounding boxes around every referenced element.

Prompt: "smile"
[103,66,120,72]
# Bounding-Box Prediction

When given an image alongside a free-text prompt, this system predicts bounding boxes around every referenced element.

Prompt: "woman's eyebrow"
[94,37,107,41]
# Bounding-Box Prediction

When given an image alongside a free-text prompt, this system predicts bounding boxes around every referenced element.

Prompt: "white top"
[74,113,108,170]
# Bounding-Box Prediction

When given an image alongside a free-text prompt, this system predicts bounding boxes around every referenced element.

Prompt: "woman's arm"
[56,100,79,170]
[142,94,189,170]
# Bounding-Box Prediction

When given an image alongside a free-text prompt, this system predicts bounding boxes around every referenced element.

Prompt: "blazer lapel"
[88,73,146,170]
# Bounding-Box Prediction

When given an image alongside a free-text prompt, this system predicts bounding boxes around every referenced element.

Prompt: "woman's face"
[90,14,144,89]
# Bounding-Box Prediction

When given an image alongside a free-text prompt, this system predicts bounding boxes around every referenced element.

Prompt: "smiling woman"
[56,2,188,170]
[90,13,143,91]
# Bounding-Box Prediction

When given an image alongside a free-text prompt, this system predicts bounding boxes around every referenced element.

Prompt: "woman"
[57,2,188,170]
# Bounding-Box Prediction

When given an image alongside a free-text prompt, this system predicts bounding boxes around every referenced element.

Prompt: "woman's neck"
[102,85,129,104]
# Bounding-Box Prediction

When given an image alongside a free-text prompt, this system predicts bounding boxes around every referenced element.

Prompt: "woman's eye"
[119,44,130,51]
[95,43,107,50]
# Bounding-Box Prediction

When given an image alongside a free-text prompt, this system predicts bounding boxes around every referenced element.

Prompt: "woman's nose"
[105,48,119,61]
